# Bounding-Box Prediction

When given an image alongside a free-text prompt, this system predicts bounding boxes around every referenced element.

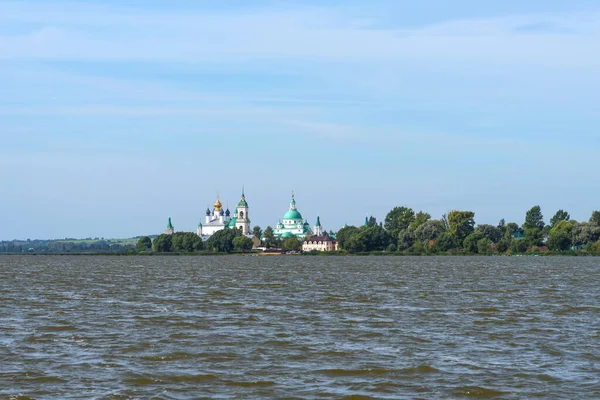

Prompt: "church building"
[196,190,251,240]
[273,193,313,240]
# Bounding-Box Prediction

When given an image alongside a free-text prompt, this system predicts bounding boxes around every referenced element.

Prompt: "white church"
[196,190,251,240]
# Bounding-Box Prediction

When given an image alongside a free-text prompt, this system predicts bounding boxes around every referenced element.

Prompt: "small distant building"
[273,193,313,240]
[302,216,338,252]
[165,217,174,235]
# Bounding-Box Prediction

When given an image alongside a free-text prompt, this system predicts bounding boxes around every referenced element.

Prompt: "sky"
[1,0,599,240]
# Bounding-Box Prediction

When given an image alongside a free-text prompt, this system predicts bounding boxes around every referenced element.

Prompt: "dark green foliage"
[233,236,254,252]
[546,230,572,251]
[171,232,203,252]
[550,210,570,227]
[282,237,302,251]
[590,211,600,227]
[572,223,600,247]
[475,224,502,243]
[411,212,431,229]
[384,207,415,238]
[205,228,240,253]
[477,238,493,254]
[336,226,360,251]
[435,232,459,252]
[252,226,262,239]
[367,216,378,227]
[414,220,446,243]
[262,226,278,248]
[447,210,475,242]
[524,205,545,230]
[505,222,520,237]
[152,234,173,252]
[397,229,415,250]
[510,239,528,253]
[496,236,512,253]
[136,236,152,251]
[524,228,544,247]
[463,231,485,253]
[337,225,390,253]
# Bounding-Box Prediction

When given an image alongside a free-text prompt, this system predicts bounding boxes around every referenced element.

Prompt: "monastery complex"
[163,189,339,251]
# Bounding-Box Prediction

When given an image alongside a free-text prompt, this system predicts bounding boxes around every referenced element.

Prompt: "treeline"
[336,207,600,255]
[0,239,134,253]
[146,229,254,253]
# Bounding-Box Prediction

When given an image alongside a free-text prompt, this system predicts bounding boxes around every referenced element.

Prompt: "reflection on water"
[1,255,599,398]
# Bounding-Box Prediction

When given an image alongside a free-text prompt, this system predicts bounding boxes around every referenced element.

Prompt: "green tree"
[384,207,415,237]
[477,238,493,254]
[524,228,544,247]
[233,236,254,252]
[136,236,152,251]
[152,234,173,252]
[524,205,545,230]
[367,216,378,227]
[252,226,262,239]
[572,223,600,247]
[345,233,367,253]
[336,226,360,250]
[496,236,512,253]
[475,224,502,243]
[263,226,277,248]
[282,237,302,251]
[550,209,570,227]
[590,211,600,227]
[546,220,576,251]
[497,219,507,236]
[435,232,459,252]
[463,231,485,253]
[411,211,431,230]
[505,222,520,237]
[180,232,203,252]
[510,239,528,253]
[591,240,600,254]
[205,228,240,253]
[447,210,476,242]
[362,225,392,251]
[414,220,446,243]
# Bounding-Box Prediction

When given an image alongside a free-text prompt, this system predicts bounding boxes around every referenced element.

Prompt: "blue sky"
[1,0,599,240]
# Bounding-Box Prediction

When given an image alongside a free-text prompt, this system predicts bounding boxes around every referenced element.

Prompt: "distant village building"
[303,216,338,252]
[164,218,174,235]
[273,193,313,240]
[196,190,251,240]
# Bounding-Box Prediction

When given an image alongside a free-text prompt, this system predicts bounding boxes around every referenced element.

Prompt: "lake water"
[1,255,599,399]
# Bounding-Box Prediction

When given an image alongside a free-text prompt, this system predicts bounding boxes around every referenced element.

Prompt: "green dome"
[283,209,303,220]
[281,232,293,238]
[237,200,248,207]
[227,217,237,227]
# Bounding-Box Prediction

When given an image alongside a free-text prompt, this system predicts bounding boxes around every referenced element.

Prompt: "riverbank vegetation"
[3,206,600,256]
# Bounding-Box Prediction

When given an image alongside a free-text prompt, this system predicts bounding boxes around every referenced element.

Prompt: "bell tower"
[235,187,250,235]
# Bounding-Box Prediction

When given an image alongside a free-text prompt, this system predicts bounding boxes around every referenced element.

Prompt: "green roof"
[228,217,238,227]
[281,232,293,238]
[283,209,303,220]
[198,221,202,227]
[316,216,321,227]
[167,217,173,229]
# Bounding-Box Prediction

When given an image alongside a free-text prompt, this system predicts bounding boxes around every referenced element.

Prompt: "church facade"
[273,194,313,240]
[196,190,251,240]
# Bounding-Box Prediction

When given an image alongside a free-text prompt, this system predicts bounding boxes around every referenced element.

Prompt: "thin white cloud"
[0,1,598,71]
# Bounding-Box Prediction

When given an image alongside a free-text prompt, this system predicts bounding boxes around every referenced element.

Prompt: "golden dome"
[213,198,222,211]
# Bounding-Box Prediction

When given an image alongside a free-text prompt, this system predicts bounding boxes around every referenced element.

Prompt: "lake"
[1,255,599,399]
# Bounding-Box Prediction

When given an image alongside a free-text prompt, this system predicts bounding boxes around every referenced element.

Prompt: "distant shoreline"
[0,252,595,257]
